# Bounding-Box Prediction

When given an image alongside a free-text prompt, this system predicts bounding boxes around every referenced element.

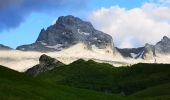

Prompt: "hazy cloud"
[89,3,170,48]
[159,0,170,4]
[0,0,87,31]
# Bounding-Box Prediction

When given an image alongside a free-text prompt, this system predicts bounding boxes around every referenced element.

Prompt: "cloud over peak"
[89,3,170,48]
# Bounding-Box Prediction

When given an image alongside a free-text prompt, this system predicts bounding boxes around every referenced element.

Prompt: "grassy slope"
[0,65,127,100]
[131,82,170,100]
[37,60,170,95]
[1,59,170,100]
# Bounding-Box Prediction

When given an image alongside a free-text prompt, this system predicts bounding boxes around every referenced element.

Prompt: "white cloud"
[159,0,170,4]
[89,3,170,48]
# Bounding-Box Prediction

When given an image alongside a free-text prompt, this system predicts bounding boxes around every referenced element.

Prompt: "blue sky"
[88,0,147,9]
[0,0,169,48]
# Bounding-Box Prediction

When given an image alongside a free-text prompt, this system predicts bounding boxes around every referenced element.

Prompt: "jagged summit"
[56,15,94,28]
[17,15,114,54]
[157,36,170,45]
[163,36,170,40]
[155,36,170,54]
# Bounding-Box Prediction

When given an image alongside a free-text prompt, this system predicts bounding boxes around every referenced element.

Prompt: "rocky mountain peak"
[57,15,80,23]
[56,15,93,28]
[17,15,114,54]
[40,28,46,33]
[155,36,170,46]
[160,36,170,44]
[163,35,169,40]
[39,54,56,67]
[155,36,170,54]
[145,43,151,46]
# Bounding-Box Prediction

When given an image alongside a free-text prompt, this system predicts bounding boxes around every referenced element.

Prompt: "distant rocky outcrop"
[155,36,170,55]
[116,47,144,59]
[0,44,12,50]
[26,54,64,77]
[117,36,170,60]
[17,15,114,54]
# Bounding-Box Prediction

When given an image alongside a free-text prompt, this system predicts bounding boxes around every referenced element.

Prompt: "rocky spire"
[26,54,65,77]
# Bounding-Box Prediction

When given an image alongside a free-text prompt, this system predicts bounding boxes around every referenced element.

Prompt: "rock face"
[17,15,114,53]
[155,36,170,55]
[116,47,144,59]
[142,44,155,60]
[0,44,12,50]
[26,54,64,77]
[117,44,156,60]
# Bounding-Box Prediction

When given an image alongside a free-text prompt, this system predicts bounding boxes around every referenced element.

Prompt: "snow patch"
[91,45,98,49]
[21,48,25,50]
[46,44,63,49]
[98,40,102,42]
[77,29,90,35]
[41,42,47,45]
[130,53,137,58]
[62,32,66,35]
[94,37,98,40]
[139,50,145,58]
[37,41,47,45]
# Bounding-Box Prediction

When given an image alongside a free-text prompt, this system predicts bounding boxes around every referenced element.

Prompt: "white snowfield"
[0,43,170,72]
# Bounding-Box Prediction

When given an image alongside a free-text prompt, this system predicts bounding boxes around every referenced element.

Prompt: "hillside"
[36,60,170,95]
[0,65,127,100]
[0,59,170,100]
[131,82,170,99]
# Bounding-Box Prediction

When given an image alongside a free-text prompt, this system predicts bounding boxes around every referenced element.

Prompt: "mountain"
[26,54,65,76]
[117,36,170,60]
[17,15,115,55]
[0,44,12,50]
